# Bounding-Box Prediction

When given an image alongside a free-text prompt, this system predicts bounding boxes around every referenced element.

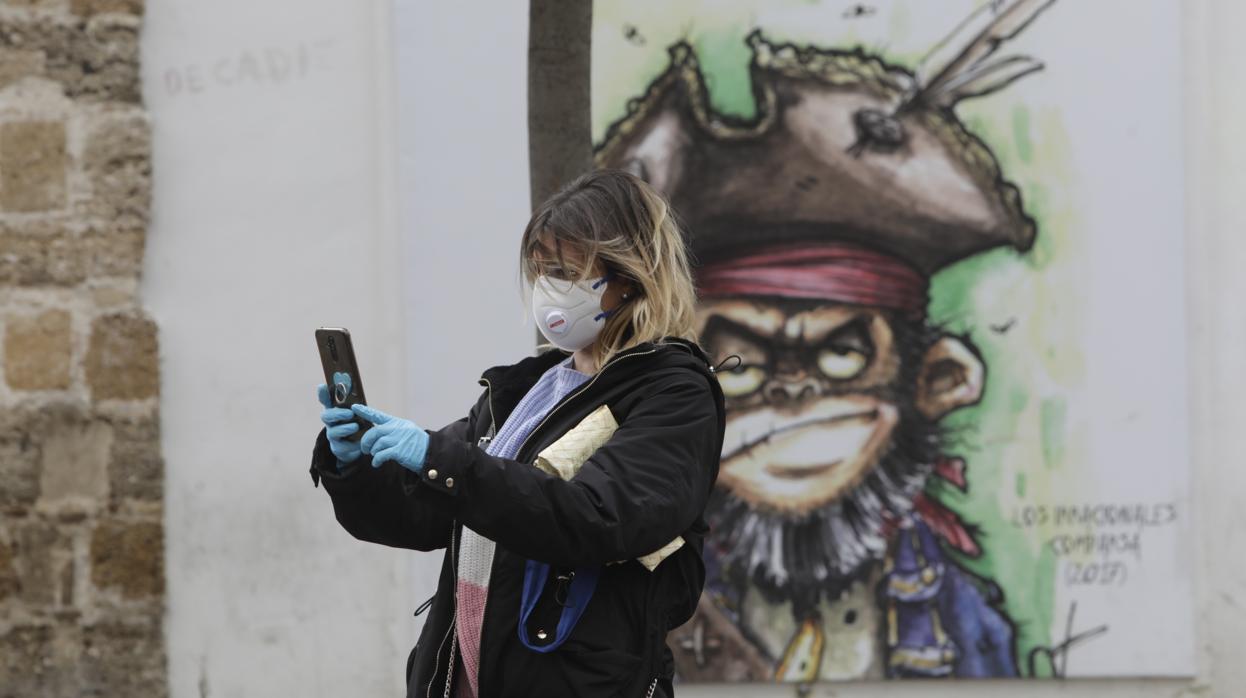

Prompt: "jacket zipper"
[428,525,459,698]
[472,346,659,695]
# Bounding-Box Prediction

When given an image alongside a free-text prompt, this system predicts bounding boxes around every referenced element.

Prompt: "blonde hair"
[521,169,698,368]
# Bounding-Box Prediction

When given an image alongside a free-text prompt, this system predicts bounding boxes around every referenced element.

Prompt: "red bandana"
[696,242,928,314]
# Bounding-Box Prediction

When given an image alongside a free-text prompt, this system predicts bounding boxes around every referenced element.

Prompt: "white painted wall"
[142,1,1246,697]
[142,2,412,696]
[393,2,534,440]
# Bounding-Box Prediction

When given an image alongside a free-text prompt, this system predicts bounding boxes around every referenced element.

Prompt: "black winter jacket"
[310,340,725,697]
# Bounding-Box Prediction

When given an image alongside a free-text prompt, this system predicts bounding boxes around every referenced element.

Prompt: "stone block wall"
[0,0,164,695]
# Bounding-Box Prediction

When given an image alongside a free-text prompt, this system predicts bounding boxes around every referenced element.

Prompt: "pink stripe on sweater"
[454,579,489,698]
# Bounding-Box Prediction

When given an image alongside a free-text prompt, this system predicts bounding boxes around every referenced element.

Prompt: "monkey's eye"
[818,346,868,381]
[717,364,766,398]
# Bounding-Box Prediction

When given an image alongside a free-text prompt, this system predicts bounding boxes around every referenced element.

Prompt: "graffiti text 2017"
[1063,560,1128,587]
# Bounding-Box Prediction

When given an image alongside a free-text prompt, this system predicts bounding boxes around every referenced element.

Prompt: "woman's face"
[531,238,631,312]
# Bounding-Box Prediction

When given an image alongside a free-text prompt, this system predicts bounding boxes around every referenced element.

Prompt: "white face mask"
[531,274,611,352]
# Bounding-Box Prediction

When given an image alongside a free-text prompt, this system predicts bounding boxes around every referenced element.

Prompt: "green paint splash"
[692,27,757,119]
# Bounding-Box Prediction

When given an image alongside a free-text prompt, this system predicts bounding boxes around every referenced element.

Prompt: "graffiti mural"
[592,0,1193,682]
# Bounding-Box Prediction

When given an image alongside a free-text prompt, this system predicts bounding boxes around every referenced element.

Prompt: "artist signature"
[1026,601,1109,678]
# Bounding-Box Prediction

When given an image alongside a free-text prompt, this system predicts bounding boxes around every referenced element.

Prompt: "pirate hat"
[596,1,1055,310]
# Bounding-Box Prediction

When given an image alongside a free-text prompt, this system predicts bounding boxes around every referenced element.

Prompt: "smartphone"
[315,327,368,441]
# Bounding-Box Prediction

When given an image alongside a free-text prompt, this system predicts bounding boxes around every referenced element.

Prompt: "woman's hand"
[317,384,362,464]
[352,405,430,473]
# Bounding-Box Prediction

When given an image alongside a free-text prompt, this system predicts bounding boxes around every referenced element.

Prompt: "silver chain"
[442,636,457,698]
[645,677,658,698]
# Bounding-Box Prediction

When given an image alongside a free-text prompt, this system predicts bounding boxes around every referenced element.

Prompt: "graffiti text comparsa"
[1009,501,1179,588]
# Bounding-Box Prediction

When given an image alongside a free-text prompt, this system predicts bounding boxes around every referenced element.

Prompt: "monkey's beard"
[705,405,941,616]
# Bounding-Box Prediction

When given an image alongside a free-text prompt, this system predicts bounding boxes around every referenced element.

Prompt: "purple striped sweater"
[453,357,590,697]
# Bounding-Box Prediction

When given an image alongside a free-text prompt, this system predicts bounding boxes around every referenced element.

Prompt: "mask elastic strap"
[592,272,615,322]
[590,271,613,291]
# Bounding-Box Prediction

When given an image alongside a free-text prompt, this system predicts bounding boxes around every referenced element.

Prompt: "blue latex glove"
[317,384,362,465]
[352,404,429,473]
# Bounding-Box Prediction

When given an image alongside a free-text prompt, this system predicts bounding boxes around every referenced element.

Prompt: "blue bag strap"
[518,560,600,653]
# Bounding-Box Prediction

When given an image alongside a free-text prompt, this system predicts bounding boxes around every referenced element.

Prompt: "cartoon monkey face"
[697,298,984,516]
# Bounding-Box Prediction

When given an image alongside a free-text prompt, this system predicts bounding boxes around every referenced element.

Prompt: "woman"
[311,170,725,697]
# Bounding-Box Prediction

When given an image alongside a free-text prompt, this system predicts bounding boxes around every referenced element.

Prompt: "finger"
[371,446,400,467]
[330,439,359,458]
[320,407,355,426]
[360,425,388,455]
[369,433,402,455]
[332,446,361,464]
[326,422,360,440]
[351,404,392,425]
[317,384,331,408]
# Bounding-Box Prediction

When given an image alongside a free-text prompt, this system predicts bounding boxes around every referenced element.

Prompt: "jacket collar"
[479,338,714,406]
[475,338,723,457]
